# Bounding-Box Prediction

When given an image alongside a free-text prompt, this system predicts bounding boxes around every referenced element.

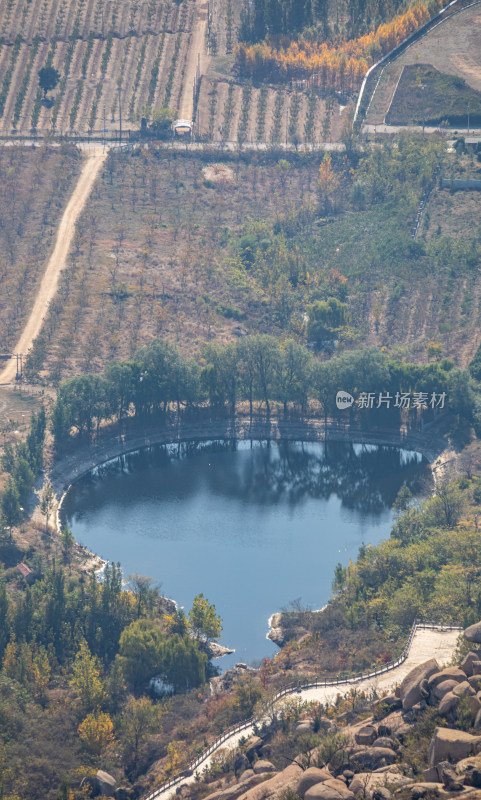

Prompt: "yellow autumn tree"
[78,712,115,755]
[318,154,339,213]
[70,641,105,712]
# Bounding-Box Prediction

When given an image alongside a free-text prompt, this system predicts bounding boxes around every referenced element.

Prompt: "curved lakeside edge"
[51,413,452,659]
[50,413,451,499]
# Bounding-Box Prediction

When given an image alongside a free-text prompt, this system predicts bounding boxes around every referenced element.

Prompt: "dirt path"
[0,147,107,385]
[178,0,210,121]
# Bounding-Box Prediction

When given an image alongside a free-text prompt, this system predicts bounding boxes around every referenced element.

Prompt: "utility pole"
[285,107,288,149]
[468,101,470,136]
[103,105,106,149]
[118,85,122,144]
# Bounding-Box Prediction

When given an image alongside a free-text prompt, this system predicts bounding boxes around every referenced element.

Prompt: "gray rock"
[438,691,460,716]
[428,668,468,689]
[234,754,249,774]
[400,659,440,711]
[461,652,481,677]
[295,720,316,736]
[429,727,481,766]
[245,736,263,761]
[349,772,411,798]
[441,765,464,791]
[432,680,459,701]
[305,779,354,800]
[469,676,481,690]
[372,695,401,721]
[355,725,378,746]
[253,760,276,775]
[373,738,396,750]
[453,681,476,697]
[349,747,396,771]
[409,782,443,798]
[239,770,255,782]
[464,622,481,644]
[297,768,332,798]
[81,770,116,798]
[373,789,392,800]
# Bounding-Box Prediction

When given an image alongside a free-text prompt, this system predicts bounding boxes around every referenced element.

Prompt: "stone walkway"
[146,626,461,800]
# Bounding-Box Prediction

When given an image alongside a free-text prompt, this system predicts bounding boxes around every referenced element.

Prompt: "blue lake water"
[62,439,429,669]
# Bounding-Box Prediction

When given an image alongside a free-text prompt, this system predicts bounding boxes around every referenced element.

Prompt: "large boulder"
[461,652,481,677]
[295,720,315,736]
[464,622,481,645]
[372,695,402,720]
[231,764,302,800]
[81,770,116,798]
[234,754,249,774]
[431,680,459,702]
[349,747,396,771]
[428,668,468,689]
[305,778,354,800]
[355,725,378,746]
[252,761,276,775]
[429,728,481,766]
[400,659,439,710]
[453,681,476,697]
[438,691,460,716]
[244,736,264,761]
[297,768,332,798]
[409,782,443,798]
[349,772,412,798]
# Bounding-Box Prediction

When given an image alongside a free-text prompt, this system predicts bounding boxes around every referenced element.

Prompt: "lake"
[62,439,430,669]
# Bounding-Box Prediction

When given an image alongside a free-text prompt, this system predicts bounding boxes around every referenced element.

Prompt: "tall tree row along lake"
[62,440,430,669]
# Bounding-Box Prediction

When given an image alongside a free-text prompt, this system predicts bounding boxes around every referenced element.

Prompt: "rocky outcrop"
[400,659,439,710]
[304,778,354,800]
[464,623,481,645]
[349,771,412,798]
[80,770,116,798]
[355,725,378,746]
[252,760,276,775]
[429,728,481,766]
[296,767,332,797]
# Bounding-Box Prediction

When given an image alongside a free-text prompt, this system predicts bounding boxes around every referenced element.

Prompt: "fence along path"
[144,622,461,800]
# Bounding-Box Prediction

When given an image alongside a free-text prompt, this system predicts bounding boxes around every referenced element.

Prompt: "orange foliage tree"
[235,0,442,90]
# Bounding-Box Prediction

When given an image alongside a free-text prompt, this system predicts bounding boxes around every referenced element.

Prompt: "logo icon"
[336,391,354,410]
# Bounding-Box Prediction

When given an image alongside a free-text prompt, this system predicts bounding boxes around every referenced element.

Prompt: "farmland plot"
[0,145,81,355]
[0,0,197,136]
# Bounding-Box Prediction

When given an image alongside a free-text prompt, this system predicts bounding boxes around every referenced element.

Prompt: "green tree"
[188,593,222,642]
[307,297,347,346]
[40,481,54,533]
[119,696,163,774]
[38,65,60,96]
[1,479,22,538]
[70,641,105,712]
[117,619,164,693]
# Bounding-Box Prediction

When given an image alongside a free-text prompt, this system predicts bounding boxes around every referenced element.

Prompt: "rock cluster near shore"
[178,620,481,800]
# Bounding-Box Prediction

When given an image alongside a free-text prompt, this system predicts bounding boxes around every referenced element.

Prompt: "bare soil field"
[365,2,481,126]
[23,149,323,382]
[196,77,352,145]
[0,0,197,137]
[0,144,81,356]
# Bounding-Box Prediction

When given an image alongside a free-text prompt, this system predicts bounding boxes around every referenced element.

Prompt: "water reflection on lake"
[63,440,430,668]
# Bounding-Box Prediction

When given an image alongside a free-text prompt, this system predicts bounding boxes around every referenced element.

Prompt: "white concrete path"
[146,625,461,800]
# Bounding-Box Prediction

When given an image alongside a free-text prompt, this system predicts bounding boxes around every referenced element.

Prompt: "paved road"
[147,625,460,800]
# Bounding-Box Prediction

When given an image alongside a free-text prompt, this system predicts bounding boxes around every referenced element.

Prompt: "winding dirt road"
[0,148,107,384]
